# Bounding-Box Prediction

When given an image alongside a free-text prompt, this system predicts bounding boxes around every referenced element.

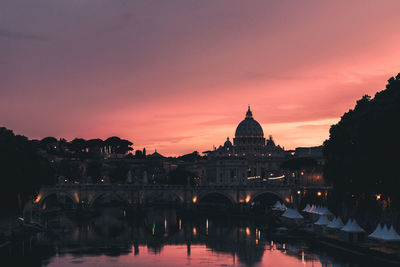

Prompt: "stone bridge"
[31,184,332,210]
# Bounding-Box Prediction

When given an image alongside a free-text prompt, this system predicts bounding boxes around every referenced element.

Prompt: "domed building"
[234,106,266,156]
[203,107,286,185]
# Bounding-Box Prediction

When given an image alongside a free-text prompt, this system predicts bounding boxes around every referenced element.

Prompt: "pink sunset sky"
[1,0,400,156]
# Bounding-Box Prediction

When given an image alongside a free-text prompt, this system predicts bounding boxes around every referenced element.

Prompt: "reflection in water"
[2,207,366,267]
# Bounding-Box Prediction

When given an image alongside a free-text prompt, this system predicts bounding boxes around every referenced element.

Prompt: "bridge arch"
[197,191,235,206]
[143,190,184,204]
[164,191,184,204]
[249,191,288,214]
[89,192,129,208]
[250,191,287,205]
[38,191,78,209]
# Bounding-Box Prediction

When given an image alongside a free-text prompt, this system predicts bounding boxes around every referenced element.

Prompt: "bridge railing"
[40,183,298,190]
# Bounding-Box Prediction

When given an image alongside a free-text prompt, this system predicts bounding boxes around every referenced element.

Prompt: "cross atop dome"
[246,105,253,119]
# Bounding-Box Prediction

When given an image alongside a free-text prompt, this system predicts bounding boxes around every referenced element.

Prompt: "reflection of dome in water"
[236,243,265,265]
[235,106,264,138]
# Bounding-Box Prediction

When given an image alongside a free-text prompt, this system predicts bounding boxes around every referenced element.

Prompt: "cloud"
[0,28,46,41]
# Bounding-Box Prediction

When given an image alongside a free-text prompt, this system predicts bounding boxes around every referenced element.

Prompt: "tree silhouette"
[323,73,400,195]
[0,127,54,214]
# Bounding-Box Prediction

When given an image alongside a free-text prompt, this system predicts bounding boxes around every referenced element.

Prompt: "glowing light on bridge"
[317,191,322,196]
[193,227,197,236]
[245,195,251,203]
[247,176,260,180]
[268,175,285,180]
[376,194,381,200]
[34,194,42,203]
[192,196,197,203]
[245,227,250,236]
[73,192,79,203]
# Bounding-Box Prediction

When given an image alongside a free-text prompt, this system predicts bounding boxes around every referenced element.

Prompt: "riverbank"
[295,226,400,265]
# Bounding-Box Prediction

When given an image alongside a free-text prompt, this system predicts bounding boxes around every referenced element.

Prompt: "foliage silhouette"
[323,73,400,195]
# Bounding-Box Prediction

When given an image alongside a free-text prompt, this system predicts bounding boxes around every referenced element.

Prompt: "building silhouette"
[202,107,286,185]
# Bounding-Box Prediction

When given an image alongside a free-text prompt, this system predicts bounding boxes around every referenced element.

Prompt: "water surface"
[3,207,368,267]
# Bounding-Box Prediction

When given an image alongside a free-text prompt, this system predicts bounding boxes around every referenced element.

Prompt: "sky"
[1,0,400,156]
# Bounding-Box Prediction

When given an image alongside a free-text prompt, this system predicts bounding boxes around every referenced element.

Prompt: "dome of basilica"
[235,106,264,138]
[224,137,233,147]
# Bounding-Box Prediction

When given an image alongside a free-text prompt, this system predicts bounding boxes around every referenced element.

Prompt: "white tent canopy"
[272,201,287,211]
[369,224,384,239]
[282,208,304,219]
[315,215,331,226]
[303,205,333,216]
[302,204,311,212]
[341,219,365,233]
[387,226,400,241]
[327,217,344,229]
[319,207,333,216]
[308,205,316,214]
[369,224,400,241]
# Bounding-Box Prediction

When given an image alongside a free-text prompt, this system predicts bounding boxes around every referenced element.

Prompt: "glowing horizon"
[1,0,400,156]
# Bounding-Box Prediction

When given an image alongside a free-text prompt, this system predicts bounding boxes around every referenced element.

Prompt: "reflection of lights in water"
[179,219,182,230]
[206,219,208,235]
[193,227,197,236]
[283,243,285,249]
[152,223,155,235]
[246,227,250,236]
[73,227,79,240]
[255,239,258,244]
[164,219,167,232]
[255,228,261,240]
[301,250,305,265]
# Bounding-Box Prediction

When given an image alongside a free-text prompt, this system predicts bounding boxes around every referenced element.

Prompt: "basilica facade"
[202,107,286,185]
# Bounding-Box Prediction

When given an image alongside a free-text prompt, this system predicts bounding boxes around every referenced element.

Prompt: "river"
[1,207,374,267]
